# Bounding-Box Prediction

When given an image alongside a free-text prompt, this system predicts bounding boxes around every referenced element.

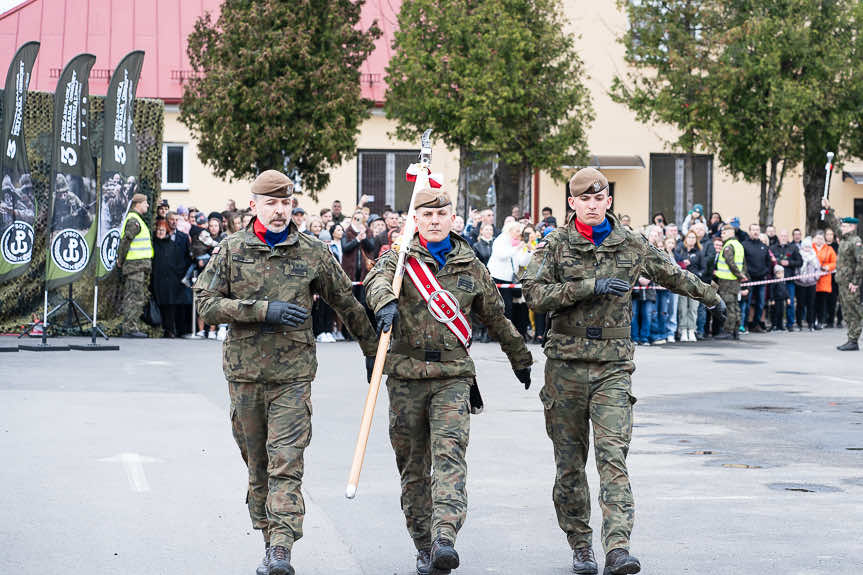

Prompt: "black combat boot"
[713,331,733,340]
[268,545,294,575]
[256,545,269,575]
[430,538,460,572]
[416,549,431,575]
[603,548,640,575]
[572,547,598,574]
[837,340,859,351]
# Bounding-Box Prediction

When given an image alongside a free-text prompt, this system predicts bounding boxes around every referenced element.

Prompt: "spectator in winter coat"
[739,223,772,332]
[796,237,821,331]
[770,229,802,329]
[473,223,495,265]
[681,203,706,235]
[770,265,790,331]
[675,230,704,342]
[813,231,837,329]
[488,221,531,323]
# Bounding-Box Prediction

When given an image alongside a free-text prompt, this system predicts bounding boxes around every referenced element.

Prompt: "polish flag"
[405,164,443,188]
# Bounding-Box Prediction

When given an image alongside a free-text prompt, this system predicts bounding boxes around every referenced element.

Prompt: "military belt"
[391,342,468,362]
[552,325,631,339]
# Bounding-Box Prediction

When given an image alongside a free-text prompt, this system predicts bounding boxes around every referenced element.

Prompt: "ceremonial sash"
[404,255,472,348]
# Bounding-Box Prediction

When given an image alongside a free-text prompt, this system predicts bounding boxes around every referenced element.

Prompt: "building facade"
[2,0,861,229]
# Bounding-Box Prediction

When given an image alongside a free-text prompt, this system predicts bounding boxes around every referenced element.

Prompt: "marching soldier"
[117,193,152,338]
[364,188,533,575]
[713,223,748,340]
[522,168,725,575]
[195,170,378,575]
[823,199,863,351]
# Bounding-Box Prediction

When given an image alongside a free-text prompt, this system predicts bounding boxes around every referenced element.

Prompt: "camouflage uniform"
[717,242,747,335]
[117,217,149,333]
[826,213,863,342]
[522,214,720,554]
[195,219,377,550]
[364,232,532,550]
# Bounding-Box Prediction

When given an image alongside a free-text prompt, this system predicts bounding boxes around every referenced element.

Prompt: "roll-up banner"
[45,53,97,290]
[0,41,40,283]
[96,50,144,281]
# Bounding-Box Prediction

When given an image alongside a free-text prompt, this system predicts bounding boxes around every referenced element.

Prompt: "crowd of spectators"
[145,195,848,346]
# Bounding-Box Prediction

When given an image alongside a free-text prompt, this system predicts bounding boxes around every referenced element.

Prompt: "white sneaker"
[207,330,216,339]
[689,329,697,342]
[333,330,345,341]
[216,326,227,341]
[327,332,338,342]
[315,333,327,343]
[653,339,665,345]
[667,335,675,344]
[195,330,205,338]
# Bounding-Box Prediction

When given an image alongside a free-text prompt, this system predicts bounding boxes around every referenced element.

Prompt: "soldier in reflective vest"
[714,223,747,340]
[117,193,153,337]
[364,188,532,575]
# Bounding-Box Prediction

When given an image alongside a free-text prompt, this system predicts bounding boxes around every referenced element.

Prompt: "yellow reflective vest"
[123,211,153,260]
[715,238,744,280]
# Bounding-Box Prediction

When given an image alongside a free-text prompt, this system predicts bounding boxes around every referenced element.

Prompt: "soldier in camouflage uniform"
[522,168,725,575]
[117,193,151,337]
[823,199,863,351]
[364,188,533,575]
[195,171,377,575]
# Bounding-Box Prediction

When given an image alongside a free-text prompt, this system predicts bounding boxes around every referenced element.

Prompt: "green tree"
[611,0,714,221]
[180,0,380,197]
[798,0,863,233]
[385,0,593,216]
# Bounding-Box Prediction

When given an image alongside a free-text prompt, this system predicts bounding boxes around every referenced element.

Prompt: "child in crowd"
[770,265,790,331]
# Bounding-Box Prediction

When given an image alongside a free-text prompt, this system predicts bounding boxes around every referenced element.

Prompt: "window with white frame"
[162,143,189,190]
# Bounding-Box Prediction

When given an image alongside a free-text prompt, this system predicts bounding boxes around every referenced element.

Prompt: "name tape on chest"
[404,256,472,348]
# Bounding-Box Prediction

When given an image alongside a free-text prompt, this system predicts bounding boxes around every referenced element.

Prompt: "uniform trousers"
[386,376,471,550]
[119,260,150,332]
[229,380,312,550]
[717,279,740,334]
[541,359,636,554]
[839,285,862,341]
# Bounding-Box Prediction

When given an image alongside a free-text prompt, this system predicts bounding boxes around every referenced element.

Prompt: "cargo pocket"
[539,384,556,439]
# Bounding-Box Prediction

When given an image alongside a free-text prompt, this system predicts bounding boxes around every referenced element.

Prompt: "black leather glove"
[594,277,630,297]
[365,356,376,383]
[514,367,531,390]
[265,301,309,327]
[375,301,399,334]
[711,298,727,324]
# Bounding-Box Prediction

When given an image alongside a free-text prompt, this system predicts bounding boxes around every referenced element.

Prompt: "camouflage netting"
[0,90,164,335]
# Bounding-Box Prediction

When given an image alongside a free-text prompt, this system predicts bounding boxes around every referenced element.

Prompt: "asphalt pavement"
[1,328,861,574]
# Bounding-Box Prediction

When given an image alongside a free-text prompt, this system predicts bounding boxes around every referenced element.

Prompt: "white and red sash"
[404,255,472,348]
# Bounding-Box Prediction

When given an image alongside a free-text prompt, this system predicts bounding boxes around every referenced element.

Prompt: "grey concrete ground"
[1,328,861,575]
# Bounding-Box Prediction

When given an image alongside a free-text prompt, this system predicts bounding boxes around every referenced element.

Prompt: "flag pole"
[346,129,433,499]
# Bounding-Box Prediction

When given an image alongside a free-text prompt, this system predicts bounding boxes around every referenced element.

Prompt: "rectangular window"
[162,143,188,190]
[357,150,418,213]
[649,154,712,226]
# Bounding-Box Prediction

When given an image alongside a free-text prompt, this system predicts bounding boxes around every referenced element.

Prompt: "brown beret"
[569,168,609,196]
[252,170,294,198]
[131,193,147,204]
[413,188,451,209]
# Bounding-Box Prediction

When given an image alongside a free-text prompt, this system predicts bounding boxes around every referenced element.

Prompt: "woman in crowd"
[813,231,836,330]
[307,217,324,238]
[824,227,841,328]
[472,223,495,265]
[151,220,190,338]
[654,236,680,343]
[675,230,704,342]
[795,237,821,331]
[488,221,531,331]
[632,226,660,345]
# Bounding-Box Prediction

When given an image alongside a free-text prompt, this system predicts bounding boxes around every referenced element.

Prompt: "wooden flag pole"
[346,130,433,499]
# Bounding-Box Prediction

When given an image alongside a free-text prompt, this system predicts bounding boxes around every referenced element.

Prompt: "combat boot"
[416,549,431,575]
[837,340,859,351]
[430,538,460,572]
[713,332,732,340]
[572,547,598,574]
[256,545,269,575]
[603,549,640,575]
[268,545,294,575]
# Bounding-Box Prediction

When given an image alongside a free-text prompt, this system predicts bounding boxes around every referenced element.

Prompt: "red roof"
[0,0,396,104]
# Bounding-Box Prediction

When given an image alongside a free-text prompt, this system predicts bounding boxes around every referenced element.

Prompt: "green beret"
[841,216,859,224]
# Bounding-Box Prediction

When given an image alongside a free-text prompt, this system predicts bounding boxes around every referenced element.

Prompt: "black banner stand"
[69,284,118,351]
[19,289,70,351]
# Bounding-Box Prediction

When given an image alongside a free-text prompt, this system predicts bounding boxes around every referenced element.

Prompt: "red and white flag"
[405,164,443,188]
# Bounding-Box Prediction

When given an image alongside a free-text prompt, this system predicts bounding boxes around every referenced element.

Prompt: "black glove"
[365,356,376,383]
[265,301,309,327]
[711,298,727,324]
[514,367,531,390]
[375,301,399,334]
[594,277,630,297]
